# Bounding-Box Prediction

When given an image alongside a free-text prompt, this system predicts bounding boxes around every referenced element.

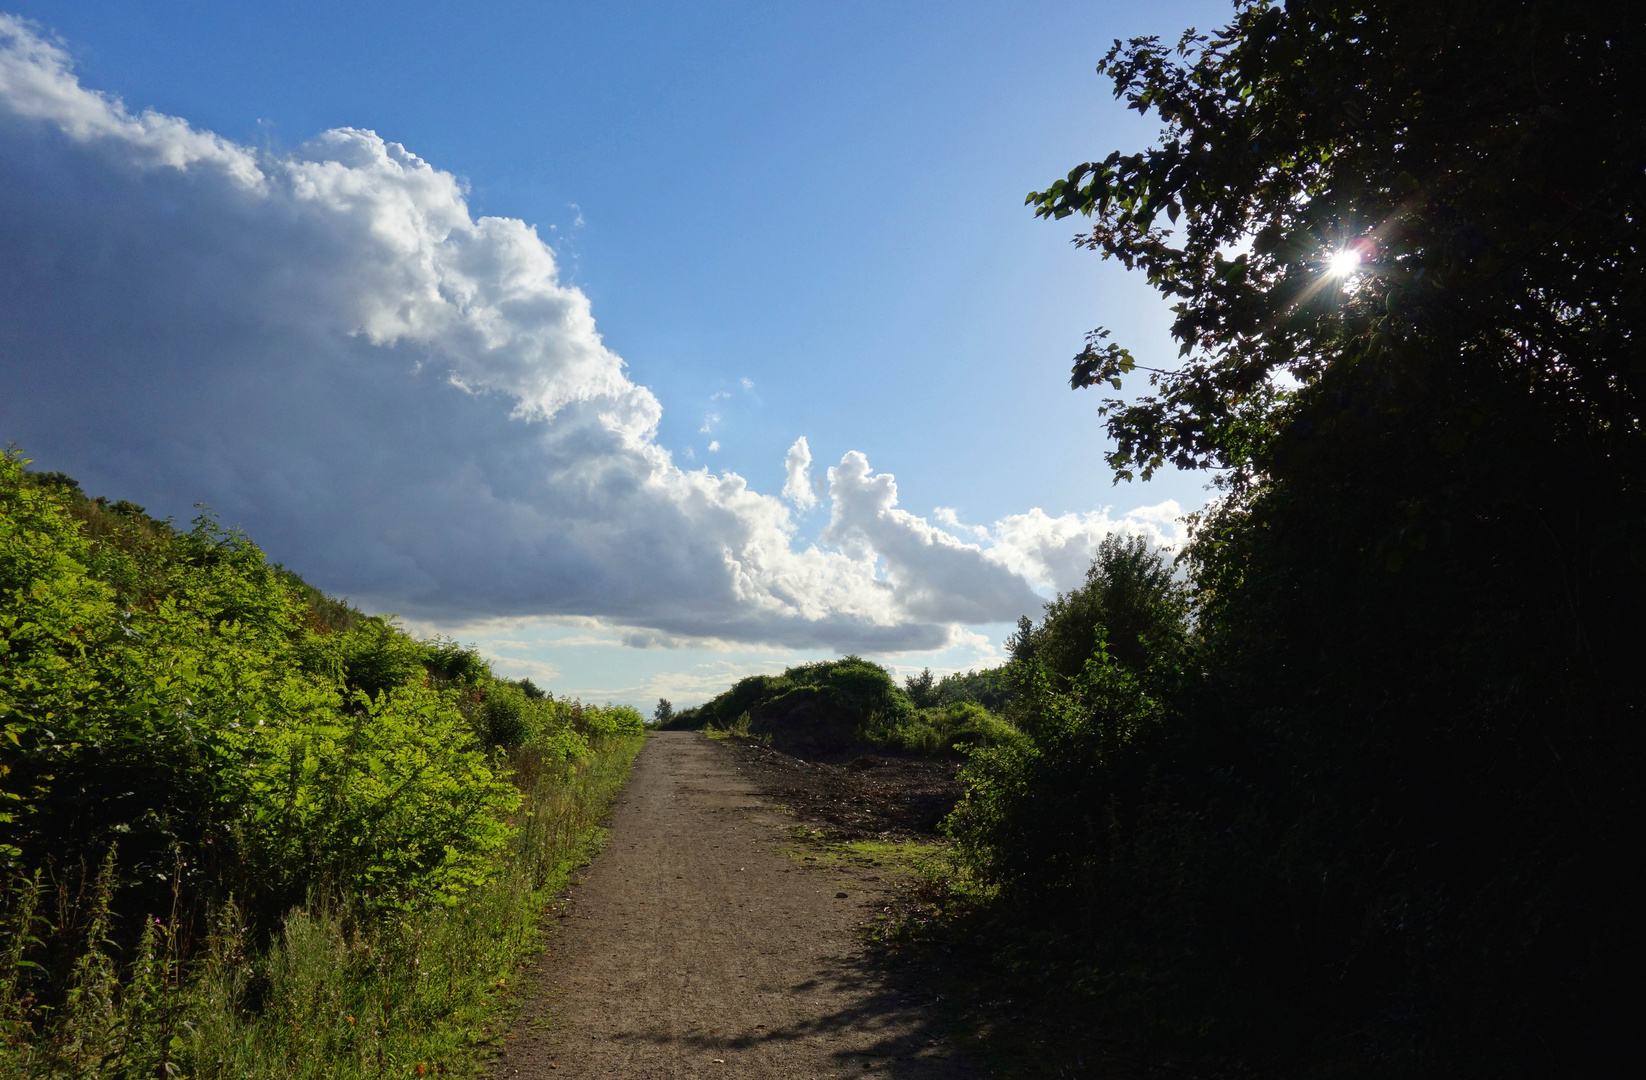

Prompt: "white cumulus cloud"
[0,16,1183,653]
[981,503,1185,593]
[823,453,1044,625]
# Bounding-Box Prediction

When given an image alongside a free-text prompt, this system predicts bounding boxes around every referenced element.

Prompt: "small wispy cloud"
[558,656,796,708]
[934,506,990,541]
[782,436,817,509]
[707,440,720,452]
[699,413,720,433]
[740,377,754,389]
[482,656,563,682]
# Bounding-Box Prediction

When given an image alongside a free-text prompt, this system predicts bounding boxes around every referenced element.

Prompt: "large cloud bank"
[0,17,1179,650]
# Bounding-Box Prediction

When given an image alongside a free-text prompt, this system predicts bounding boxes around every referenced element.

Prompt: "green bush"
[0,449,523,946]
[942,1,1646,1068]
[1006,533,1188,690]
[296,616,430,701]
[239,681,518,911]
[946,644,1163,896]
[0,450,654,1072]
[862,701,1017,754]
[946,539,1185,888]
[929,701,1020,750]
[933,666,1015,712]
[679,655,1018,756]
[480,682,531,747]
[468,693,642,757]
[419,636,490,688]
[0,737,644,1078]
[576,702,645,740]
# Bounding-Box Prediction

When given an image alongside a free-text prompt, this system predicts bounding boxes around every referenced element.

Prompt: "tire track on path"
[492,731,981,1079]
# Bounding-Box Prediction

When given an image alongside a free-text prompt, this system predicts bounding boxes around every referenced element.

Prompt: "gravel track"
[491,731,980,1079]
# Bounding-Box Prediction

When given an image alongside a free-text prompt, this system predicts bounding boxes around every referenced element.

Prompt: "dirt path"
[491,731,981,1080]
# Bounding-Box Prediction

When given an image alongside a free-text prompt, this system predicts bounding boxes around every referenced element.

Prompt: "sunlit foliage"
[0,450,643,1073]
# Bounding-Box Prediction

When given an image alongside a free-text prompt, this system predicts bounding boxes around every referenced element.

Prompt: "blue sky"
[0,1,1229,706]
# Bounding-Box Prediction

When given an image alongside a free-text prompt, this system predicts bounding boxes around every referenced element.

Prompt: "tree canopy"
[1029,0,1643,489]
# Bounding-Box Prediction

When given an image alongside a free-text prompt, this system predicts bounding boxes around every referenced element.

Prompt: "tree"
[1030,0,1644,492]
[902,668,937,709]
[993,2,1645,1071]
[652,698,674,727]
[1010,534,1186,686]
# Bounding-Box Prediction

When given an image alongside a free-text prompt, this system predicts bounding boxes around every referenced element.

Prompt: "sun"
[1328,248,1362,277]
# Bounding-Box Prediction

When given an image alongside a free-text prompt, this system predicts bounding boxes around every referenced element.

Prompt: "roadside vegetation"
[0,453,644,1077]
[868,2,1645,1076]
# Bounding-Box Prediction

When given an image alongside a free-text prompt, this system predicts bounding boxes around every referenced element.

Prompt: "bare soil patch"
[714,738,965,841]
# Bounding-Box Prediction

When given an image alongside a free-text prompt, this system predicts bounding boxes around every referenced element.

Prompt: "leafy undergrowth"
[1,735,642,1079]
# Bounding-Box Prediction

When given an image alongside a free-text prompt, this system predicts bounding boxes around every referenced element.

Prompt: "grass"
[786,832,948,873]
[783,830,972,941]
[701,712,764,742]
[0,736,644,1079]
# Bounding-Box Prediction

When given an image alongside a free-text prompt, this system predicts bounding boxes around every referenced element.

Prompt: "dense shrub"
[871,701,1021,755]
[0,451,656,1073]
[0,721,643,1079]
[480,682,533,747]
[575,701,645,740]
[676,656,1016,756]
[0,452,644,1014]
[948,539,1186,891]
[676,657,912,734]
[949,646,1166,893]
[296,615,431,701]
[420,635,491,688]
[933,667,1015,712]
[902,668,938,708]
[1007,534,1188,688]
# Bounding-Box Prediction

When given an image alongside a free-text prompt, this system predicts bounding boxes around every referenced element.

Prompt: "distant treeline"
[664,654,1016,757]
[0,453,643,1076]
